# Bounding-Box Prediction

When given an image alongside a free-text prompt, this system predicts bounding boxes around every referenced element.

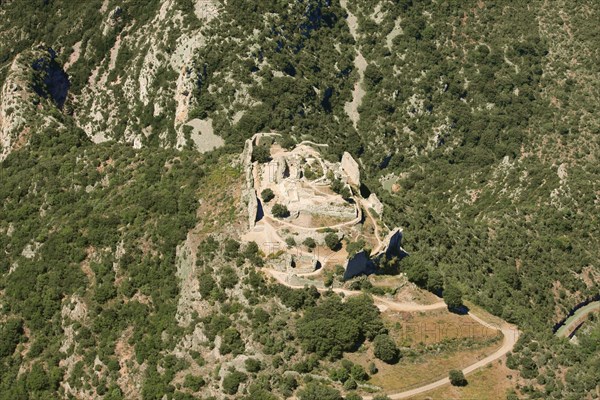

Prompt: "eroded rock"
[341,151,360,186]
[367,193,384,216]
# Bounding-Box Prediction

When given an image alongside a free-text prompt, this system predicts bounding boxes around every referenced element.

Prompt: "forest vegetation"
[0,0,598,399]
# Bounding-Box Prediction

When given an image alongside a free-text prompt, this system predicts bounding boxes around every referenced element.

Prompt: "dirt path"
[357,196,384,254]
[264,268,519,399]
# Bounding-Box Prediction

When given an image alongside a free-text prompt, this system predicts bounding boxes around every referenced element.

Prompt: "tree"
[26,363,50,392]
[297,382,342,400]
[368,362,378,375]
[252,145,271,163]
[324,232,340,251]
[345,393,363,400]
[280,374,298,397]
[324,272,334,287]
[350,364,368,382]
[303,237,316,249]
[343,378,357,390]
[244,358,262,373]
[405,258,429,288]
[271,203,290,218]
[224,238,240,258]
[220,266,239,289]
[222,370,247,395]
[364,64,383,88]
[426,269,444,294]
[330,179,351,199]
[449,369,467,386]
[220,328,245,355]
[261,188,274,203]
[443,284,463,311]
[0,318,24,357]
[296,295,383,359]
[373,334,399,364]
[278,134,296,150]
[183,374,205,391]
[198,274,216,298]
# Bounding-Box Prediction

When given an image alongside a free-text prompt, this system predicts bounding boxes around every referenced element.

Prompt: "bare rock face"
[241,136,260,229]
[1,49,69,161]
[275,156,289,183]
[241,137,253,172]
[341,151,360,186]
[367,193,384,216]
[247,191,258,229]
[0,57,32,161]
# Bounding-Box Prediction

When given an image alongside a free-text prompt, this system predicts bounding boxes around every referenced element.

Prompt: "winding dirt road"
[264,268,519,399]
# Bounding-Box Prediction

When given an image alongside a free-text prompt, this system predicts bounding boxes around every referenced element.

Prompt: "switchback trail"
[264,268,520,399]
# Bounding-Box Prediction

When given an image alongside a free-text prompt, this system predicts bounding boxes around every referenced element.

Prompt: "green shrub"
[183,374,205,391]
[252,146,271,163]
[368,362,378,375]
[244,358,262,373]
[373,334,399,364]
[261,188,275,203]
[449,369,467,386]
[324,232,340,251]
[297,294,384,359]
[303,237,316,249]
[443,284,463,311]
[271,203,290,218]
[222,370,247,395]
[297,382,342,400]
[220,328,245,355]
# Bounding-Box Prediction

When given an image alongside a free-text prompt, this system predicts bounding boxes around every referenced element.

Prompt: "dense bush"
[271,203,290,219]
[303,237,316,249]
[261,188,275,203]
[220,328,245,356]
[373,334,400,364]
[449,370,468,386]
[252,146,271,163]
[443,284,464,311]
[222,370,247,395]
[297,294,384,359]
[324,232,340,251]
[297,382,342,400]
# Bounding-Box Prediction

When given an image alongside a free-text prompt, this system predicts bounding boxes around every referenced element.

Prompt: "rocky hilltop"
[0,1,599,399]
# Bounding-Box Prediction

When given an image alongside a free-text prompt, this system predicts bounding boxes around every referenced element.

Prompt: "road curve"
[264,268,519,399]
[556,301,600,338]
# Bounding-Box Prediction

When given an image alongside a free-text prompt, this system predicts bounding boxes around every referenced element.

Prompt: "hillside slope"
[0,1,598,399]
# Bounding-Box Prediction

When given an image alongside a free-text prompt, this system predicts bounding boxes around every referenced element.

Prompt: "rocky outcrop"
[241,137,259,229]
[1,49,67,161]
[73,0,218,147]
[367,193,384,216]
[275,156,289,183]
[341,151,360,186]
[0,56,31,160]
[342,227,406,281]
[247,191,259,229]
[241,136,254,169]
[383,227,407,259]
[31,49,70,109]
